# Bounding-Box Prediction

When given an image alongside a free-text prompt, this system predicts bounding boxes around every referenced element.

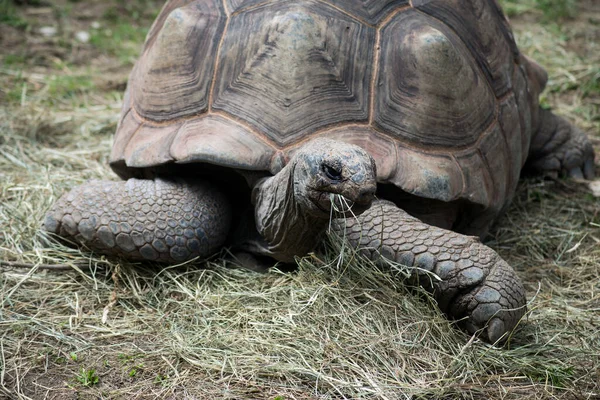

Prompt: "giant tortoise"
[44,0,595,343]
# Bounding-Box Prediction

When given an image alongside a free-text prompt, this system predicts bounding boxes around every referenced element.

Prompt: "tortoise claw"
[584,158,596,180]
[487,318,507,344]
[568,167,584,180]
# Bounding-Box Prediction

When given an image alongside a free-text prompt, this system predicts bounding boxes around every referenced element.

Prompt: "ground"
[0,0,599,399]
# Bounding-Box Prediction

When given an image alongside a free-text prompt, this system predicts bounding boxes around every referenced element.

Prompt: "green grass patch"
[1,70,28,105]
[89,23,148,64]
[102,1,159,24]
[2,53,28,66]
[498,0,577,20]
[534,0,577,20]
[75,368,99,387]
[525,364,575,388]
[0,70,95,107]
[0,0,29,29]
[88,2,160,63]
[46,73,95,105]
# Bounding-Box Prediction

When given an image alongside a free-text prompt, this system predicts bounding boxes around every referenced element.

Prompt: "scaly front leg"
[333,200,526,344]
[44,178,232,263]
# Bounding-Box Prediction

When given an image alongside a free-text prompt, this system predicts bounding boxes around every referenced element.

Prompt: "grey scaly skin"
[44,138,377,264]
[43,178,232,262]
[528,108,595,179]
[333,200,526,344]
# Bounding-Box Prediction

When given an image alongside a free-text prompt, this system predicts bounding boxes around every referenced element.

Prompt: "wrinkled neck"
[252,163,328,262]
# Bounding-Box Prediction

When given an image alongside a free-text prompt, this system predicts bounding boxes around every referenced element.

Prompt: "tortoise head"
[290,138,377,218]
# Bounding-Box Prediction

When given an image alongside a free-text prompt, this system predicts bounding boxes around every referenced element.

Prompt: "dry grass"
[1,1,599,399]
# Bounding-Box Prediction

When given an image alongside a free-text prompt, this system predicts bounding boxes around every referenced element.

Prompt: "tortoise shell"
[110,0,538,219]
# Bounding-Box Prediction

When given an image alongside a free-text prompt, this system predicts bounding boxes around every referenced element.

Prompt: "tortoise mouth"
[312,190,372,217]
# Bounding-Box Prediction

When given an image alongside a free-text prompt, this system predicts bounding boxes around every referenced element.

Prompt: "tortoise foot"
[334,200,527,344]
[528,108,595,179]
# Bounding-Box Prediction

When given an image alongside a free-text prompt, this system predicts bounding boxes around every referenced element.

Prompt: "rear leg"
[527,107,595,179]
[44,178,232,263]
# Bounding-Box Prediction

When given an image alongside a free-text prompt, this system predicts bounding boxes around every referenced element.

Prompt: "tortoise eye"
[323,164,343,181]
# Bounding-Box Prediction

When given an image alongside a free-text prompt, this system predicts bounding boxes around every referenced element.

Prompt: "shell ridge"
[207,7,231,112]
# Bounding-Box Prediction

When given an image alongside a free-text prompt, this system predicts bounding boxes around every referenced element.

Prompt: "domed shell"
[110,0,533,217]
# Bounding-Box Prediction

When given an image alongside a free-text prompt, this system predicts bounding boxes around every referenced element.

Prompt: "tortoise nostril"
[357,186,376,204]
